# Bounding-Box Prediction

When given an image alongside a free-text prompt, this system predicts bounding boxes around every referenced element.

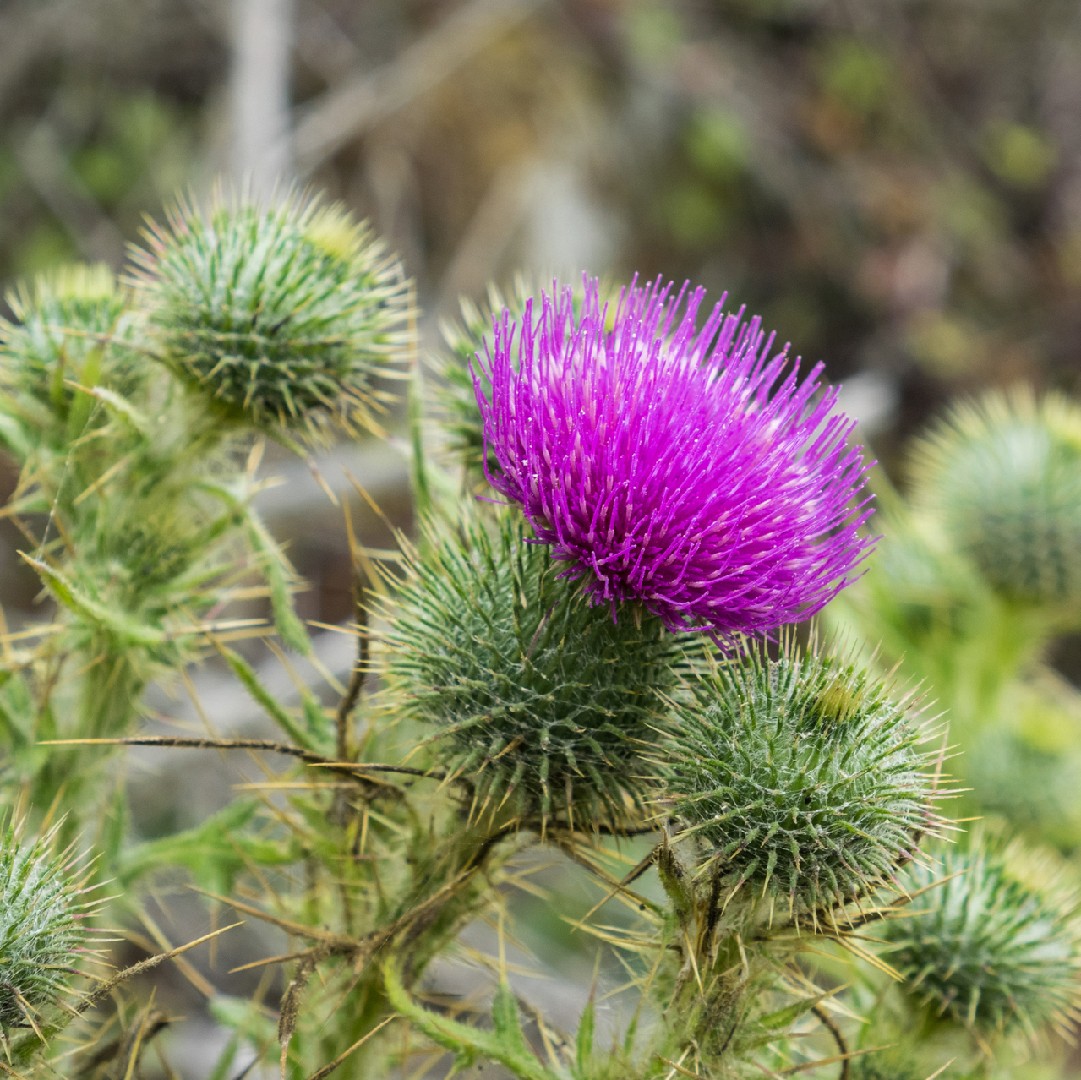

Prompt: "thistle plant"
[0,190,1078,1080]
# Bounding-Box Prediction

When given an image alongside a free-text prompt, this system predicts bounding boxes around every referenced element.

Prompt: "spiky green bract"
[431,278,612,477]
[0,822,97,1030]
[909,390,1081,610]
[0,264,142,456]
[661,643,938,926]
[848,1059,921,1080]
[378,509,694,829]
[883,833,1081,1043]
[130,191,412,444]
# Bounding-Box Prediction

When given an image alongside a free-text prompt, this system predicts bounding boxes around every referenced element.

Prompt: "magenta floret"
[473,277,875,642]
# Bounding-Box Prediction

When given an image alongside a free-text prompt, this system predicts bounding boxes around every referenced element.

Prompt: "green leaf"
[736,991,836,1052]
[219,645,314,750]
[575,997,595,1078]
[408,358,432,520]
[243,512,311,655]
[491,982,532,1059]
[65,342,104,437]
[87,384,154,436]
[117,799,260,887]
[21,554,167,646]
[383,960,564,1080]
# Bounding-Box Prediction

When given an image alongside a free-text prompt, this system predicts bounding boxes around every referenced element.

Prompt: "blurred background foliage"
[1,0,1078,461]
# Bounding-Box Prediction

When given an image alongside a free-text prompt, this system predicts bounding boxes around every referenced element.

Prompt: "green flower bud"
[884,832,1081,1043]
[378,509,693,828]
[130,191,412,444]
[0,822,97,1029]
[0,265,142,452]
[661,642,940,926]
[909,391,1081,609]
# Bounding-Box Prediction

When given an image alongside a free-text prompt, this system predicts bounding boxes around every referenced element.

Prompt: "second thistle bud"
[660,642,940,927]
[131,192,412,444]
[0,265,142,456]
[0,822,97,1031]
[378,510,694,829]
[909,390,1081,611]
[883,832,1081,1044]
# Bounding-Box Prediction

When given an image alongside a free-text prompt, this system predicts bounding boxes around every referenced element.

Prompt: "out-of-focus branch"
[229,0,294,194]
[291,0,545,173]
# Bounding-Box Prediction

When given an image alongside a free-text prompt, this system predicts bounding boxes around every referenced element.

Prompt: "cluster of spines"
[883,831,1081,1044]
[0,821,99,1031]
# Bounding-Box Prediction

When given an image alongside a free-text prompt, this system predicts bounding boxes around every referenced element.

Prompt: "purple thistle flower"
[472,277,875,642]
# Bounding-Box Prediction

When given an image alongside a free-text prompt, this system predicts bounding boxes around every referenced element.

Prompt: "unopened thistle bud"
[660,642,940,926]
[909,390,1081,609]
[378,510,694,829]
[130,192,412,444]
[883,833,1081,1043]
[0,265,141,450]
[0,822,98,1030]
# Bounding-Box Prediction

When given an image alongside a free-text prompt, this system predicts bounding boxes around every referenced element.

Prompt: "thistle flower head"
[474,277,874,642]
[909,390,1081,609]
[129,191,412,444]
[378,509,695,829]
[0,821,98,1029]
[884,832,1081,1043]
[660,640,940,925]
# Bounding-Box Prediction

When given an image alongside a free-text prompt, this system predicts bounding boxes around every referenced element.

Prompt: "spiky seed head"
[129,191,412,444]
[0,821,98,1030]
[660,641,940,925]
[474,277,875,643]
[0,264,141,443]
[908,390,1081,609]
[883,832,1081,1043]
[377,509,696,829]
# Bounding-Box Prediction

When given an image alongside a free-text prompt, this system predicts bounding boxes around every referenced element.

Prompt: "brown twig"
[810,1003,850,1080]
[39,736,438,791]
